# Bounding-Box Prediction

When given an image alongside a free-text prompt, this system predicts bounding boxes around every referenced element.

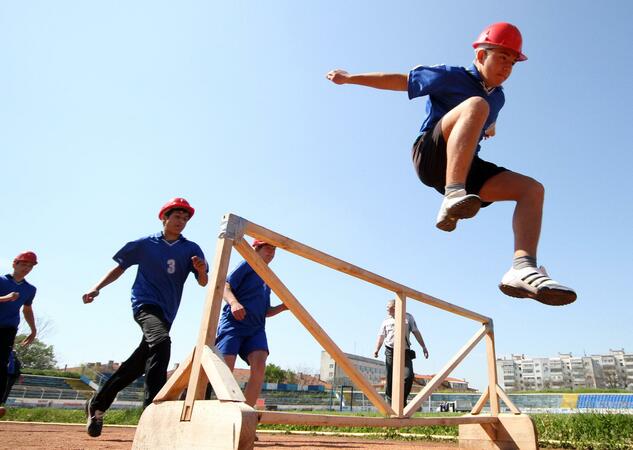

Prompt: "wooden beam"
[403,325,488,417]
[470,389,489,415]
[496,384,521,415]
[152,348,194,403]
[392,293,406,415]
[234,238,395,416]
[241,217,490,323]
[200,345,245,402]
[259,411,498,428]
[181,236,234,421]
[485,325,500,416]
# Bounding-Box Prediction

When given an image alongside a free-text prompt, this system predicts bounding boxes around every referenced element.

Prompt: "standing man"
[82,197,208,437]
[215,239,288,407]
[327,22,576,306]
[0,251,38,418]
[374,299,428,407]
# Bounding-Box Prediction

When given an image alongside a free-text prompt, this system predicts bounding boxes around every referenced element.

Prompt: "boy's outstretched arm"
[326,69,408,91]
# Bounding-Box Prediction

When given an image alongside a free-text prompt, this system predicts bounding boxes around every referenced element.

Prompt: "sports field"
[0,421,465,449]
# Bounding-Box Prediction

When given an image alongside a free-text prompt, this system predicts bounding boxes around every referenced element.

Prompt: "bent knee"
[462,96,490,116]
[525,177,545,199]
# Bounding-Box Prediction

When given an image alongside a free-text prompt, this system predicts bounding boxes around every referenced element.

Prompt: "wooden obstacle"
[132,213,538,450]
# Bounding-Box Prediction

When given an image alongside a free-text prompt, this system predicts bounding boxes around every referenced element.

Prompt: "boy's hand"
[326,69,350,85]
[192,256,206,274]
[231,302,246,321]
[82,289,99,304]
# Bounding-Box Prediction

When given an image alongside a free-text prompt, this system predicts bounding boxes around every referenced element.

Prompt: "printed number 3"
[167,259,176,274]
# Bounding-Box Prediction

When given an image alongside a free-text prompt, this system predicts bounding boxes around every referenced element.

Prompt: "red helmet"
[472,22,527,62]
[14,251,38,265]
[252,239,270,248]
[158,197,195,220]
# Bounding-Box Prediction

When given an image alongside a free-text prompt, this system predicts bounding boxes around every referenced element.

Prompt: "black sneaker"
[85,396,104,437]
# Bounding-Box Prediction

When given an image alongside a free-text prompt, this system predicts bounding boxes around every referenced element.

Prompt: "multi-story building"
[497,350,631,391]
[320,351,386,387]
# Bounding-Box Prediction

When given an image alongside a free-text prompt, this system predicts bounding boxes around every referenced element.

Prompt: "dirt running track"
[0,422,463,449]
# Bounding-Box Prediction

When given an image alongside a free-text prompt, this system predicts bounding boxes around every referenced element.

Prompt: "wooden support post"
[496,384,520,415]
[392,293,406,416]
[470,389,489,415]
[200,345,245,402]
[153,348,194,403]
[404,325,488,417]
[234,237,395,416]
[485,322,500,416]
[181,233,234,421]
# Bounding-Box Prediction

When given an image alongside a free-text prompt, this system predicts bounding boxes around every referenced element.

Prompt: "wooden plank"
[485,326,500,416]
[403,325,488,417]
[470,389,489,415]
[241,217,490,323]
[200,345,245,402]
[496,384,521,415]
[153,348,194,403]
[392,293,406,415]
[259,411,498,428]
[182,236,234,421]
[234,238,395,416]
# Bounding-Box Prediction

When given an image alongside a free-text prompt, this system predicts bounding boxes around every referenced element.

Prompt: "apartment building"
[498,349,632,391]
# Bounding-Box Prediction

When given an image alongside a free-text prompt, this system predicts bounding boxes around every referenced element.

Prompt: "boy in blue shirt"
[82,197,208,437]
[326,22,575,307]
[0,251,38,418]
[215,239,288,407]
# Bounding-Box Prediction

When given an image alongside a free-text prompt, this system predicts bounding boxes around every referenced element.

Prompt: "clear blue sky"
[1,1,631,391]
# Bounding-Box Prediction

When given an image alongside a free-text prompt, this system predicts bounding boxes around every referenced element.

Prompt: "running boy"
[0,251,38,418]
[82,197,208,437]
[215,239,288,407]
[327,22,576,306]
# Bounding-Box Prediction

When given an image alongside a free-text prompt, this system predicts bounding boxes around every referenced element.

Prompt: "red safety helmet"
[472,22,527,62]
[14,251,38,265]
[252,239,270,248]
[158,197,195,220]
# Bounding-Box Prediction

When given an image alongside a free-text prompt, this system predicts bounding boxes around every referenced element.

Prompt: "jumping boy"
[82,197,208,437]
[215,239,288,407]
[327,22,576,306]
[0,251,38,418]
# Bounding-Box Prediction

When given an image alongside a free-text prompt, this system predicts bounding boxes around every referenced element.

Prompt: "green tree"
[13,335,57,370]
[264,363,286,383]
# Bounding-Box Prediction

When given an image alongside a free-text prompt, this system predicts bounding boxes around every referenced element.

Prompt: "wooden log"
[459,413,538,450]
[403,325,488,417]
[133,400,258,450]
[234,237,395,416]
[241,217,490,323]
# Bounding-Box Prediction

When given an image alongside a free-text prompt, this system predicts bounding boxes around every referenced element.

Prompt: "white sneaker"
[499,266,577,306]
[435,189,482,232]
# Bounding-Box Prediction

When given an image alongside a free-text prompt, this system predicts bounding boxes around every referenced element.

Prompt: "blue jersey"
[217,261,271,335]
[408,64,505,152]
[114,232,206,325]
[0,274,36,328]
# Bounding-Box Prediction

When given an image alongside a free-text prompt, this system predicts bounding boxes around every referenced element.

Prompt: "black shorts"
[411,119,508,207]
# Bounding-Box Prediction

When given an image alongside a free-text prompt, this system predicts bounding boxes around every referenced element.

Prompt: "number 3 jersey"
[113,232,207,325]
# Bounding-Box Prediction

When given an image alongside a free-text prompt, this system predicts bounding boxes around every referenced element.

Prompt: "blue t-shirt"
[114,232,206,325]
[408,63,505,152]
[0,274,36,328]
[217,260,271,335]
